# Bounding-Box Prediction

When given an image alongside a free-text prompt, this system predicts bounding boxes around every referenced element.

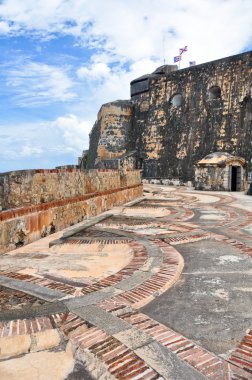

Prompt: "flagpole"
[178,46,188,69]
[162,34,165,65]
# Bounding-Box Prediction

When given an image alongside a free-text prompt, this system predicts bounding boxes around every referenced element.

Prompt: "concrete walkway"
[0,186,251,380]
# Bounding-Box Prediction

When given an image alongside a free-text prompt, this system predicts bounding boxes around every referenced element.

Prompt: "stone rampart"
[0,169,142,253]
[88,51,252,182]
[0,168,141,210]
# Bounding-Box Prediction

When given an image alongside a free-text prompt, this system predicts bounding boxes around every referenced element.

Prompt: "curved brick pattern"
[99,241,183,309]
[62,238,131,244]
[70,227,129,239]
[212,235,252,258]
[0,270,76,295]
[0,286,48,311]
[163,232,211,245]
[71,326,163,379]
[51,312,88,336]
[80,241,149,296]
[96,216,198,237]
[0,316,54,337]
[0,186,252,379]
[198,193,252,234]
[115,310,226,379]
[173,207,195,222]
[229,330,252,376]
[95,302,251,379]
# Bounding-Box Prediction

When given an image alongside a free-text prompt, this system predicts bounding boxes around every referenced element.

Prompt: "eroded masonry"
[86,51,252,189]
[0,169,142,253]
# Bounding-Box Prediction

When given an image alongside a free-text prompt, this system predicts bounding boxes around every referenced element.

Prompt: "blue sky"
[0,0,251,172]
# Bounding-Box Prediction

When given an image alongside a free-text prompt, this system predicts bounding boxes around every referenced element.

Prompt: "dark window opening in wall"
[208,86,221,100]
[171,94,183,107]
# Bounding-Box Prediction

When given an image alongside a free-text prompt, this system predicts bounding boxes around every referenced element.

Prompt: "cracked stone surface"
[0,348,74,380]
[0,243,133,284]
[142,239,252,356]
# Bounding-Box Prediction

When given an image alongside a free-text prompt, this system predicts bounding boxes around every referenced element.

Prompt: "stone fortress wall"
[0,168,140,210]
[87,51,252,183]
[0,168,142,253]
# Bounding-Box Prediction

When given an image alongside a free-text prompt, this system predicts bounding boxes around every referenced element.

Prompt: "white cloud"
[5,61,76,106]
[0,0,251,66]
[20,145,44,157]
[50,114,91,150]
[0,114,91,166]
[76,58,160,104]
[0,0,252,171]
[0,20,11,33]
[77,62,111,80]
[1,1,252,111]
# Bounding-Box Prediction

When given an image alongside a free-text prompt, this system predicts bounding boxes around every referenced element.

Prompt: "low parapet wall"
[0,169,142,253]
[0,169,142,210]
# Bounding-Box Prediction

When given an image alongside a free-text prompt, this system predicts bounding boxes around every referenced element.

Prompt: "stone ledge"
[0,275,66,302]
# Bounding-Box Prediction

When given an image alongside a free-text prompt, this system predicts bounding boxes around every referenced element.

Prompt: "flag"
[189,61,196,66]
[174,55,181,63]
[179,46,188,55]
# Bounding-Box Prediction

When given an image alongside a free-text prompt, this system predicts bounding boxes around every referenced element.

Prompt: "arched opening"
[208,86,221,100]
[171,94,183,107]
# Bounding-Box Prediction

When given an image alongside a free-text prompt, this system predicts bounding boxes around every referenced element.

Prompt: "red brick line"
[51,311,89,336]
[0,240,149,297]
[0,311,89,339]
[0,183,143,222]
[55,309,252,380]
[171,189,198,203]
[236,215,252,228]
[212,234,252,258]
[163,232,211,245]
[0,270,76,295]
[1,310,250,379]
[174,207,195,222]
[63,239,131,244]
[98,241,183,309]
[2,236,249,378]
[184,208,195,219]
[227,214,252,241]
[167,223,198,232]
[212,209,242,228]
[0,316,53,337]
[71,324,162,379]
[118,310,226,379]
[211,193,236,207]
[49,311,163,379]
[96,218,197,234]
[210,194,251,228]
[228,330,252,376]
[94,305,249,380]
[81,241,148,295]
[32,168,80,173]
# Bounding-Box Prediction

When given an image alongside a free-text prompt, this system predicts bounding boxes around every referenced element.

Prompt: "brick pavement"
[0,186,252,379]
